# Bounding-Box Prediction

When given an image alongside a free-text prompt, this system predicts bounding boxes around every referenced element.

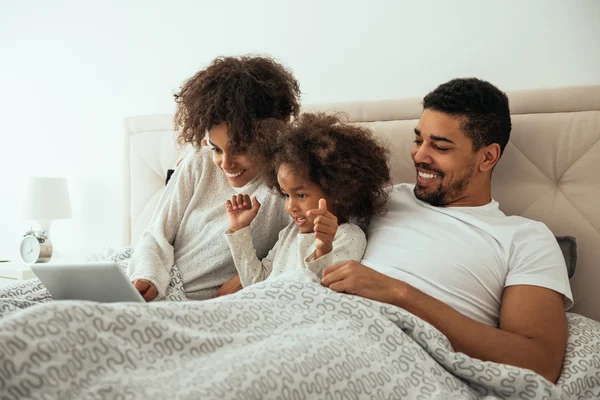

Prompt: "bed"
[1,85,599,399]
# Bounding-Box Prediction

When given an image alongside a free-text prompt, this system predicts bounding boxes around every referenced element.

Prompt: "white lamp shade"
[20,177,72,220]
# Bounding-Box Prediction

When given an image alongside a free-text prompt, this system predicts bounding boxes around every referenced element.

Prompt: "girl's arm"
[225,227,282,287]
[304,223,366,278]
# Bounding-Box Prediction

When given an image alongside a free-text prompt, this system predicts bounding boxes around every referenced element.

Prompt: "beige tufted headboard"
[124,85,600,321]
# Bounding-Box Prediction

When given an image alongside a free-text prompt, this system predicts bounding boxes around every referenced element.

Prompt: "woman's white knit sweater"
[127,148,290,300]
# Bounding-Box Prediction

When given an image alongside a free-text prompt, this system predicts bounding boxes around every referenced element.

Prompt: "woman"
[127,55,300,301]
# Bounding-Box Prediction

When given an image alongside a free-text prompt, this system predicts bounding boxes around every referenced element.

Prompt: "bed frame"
[124,85,600,321]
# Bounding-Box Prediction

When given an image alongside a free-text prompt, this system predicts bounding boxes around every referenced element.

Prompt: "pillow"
[556,236,577,279]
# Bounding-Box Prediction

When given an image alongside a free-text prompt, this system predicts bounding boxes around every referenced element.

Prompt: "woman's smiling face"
[207,122,260,188]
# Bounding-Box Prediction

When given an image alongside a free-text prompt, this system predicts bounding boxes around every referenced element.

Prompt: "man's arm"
[321,262,567,383]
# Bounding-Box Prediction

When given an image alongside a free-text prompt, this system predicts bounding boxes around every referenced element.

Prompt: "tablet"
[30,262,145,303]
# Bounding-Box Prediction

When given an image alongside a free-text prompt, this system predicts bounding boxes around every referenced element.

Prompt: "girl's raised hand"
[226,194,261,232]
[307,198,338,259]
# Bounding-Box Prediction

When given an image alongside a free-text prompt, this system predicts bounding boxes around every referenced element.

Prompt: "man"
[321,78,573,384]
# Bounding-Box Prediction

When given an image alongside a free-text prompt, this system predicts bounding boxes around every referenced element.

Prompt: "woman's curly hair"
[267,113,391,227]
[174,55,301,157]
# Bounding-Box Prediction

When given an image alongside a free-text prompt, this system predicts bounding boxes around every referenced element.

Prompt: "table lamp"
[18,177,72,263]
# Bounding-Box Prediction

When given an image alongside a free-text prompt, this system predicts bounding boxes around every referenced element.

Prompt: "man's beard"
[413,162,475,206]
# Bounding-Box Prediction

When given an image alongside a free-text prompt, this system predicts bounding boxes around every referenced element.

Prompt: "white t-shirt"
[362,184,573,327]
[225,222,366,287]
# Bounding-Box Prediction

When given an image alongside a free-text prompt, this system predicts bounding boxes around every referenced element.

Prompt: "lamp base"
[32,220,54,263]
[36,219,53,239]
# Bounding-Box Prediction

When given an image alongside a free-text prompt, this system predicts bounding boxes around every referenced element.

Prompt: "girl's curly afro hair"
[267,112,391,228]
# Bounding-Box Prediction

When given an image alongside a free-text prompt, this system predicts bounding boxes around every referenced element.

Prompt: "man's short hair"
[423,78,512,156]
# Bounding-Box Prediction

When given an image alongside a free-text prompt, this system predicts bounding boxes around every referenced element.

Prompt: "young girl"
[224,113,391,287]
[127,55,301,301]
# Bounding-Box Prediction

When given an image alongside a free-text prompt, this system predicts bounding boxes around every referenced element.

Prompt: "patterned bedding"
[0,265,599,399]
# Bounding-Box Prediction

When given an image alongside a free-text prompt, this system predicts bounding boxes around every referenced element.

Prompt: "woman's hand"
[215,275,243,297]
[226,194,261,232]
[306,198,338,259]
[133,279,158,302]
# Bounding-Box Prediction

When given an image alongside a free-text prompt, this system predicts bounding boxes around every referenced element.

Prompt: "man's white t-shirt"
[362,184,573,327]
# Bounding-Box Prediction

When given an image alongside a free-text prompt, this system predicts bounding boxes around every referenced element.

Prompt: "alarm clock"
[19,231,53,264]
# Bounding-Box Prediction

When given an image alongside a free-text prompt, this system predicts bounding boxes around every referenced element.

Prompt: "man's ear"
[479,143,501,172]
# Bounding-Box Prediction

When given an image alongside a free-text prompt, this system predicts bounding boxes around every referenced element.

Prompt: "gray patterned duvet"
[1,269,599,400]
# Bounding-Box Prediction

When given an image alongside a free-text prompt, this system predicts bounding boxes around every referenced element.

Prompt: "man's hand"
[306,199,338,259]
[215,275,243,297]
[133,279,158,302]
[321,261,403,305]
[226,194,261,232]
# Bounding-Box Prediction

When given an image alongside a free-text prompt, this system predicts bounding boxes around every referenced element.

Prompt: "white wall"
[1,0,599,261]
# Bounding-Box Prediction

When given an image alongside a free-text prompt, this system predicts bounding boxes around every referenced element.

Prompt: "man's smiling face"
[411,109,481,207]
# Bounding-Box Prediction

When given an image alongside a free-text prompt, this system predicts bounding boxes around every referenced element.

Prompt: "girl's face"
[277,163,335,234]
[207,122,259,188]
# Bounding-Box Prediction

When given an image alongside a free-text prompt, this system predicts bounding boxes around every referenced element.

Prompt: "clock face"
[20,235,41,264]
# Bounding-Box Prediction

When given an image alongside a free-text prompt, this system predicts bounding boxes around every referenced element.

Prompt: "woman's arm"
[127,152,198,299]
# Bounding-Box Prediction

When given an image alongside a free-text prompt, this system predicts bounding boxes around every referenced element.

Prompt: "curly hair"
[173,55,301,156]
[266,113,391,228]
[423,78,511,156]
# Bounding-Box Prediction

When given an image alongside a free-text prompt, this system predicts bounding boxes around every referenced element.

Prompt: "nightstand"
[0,261,36,288]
